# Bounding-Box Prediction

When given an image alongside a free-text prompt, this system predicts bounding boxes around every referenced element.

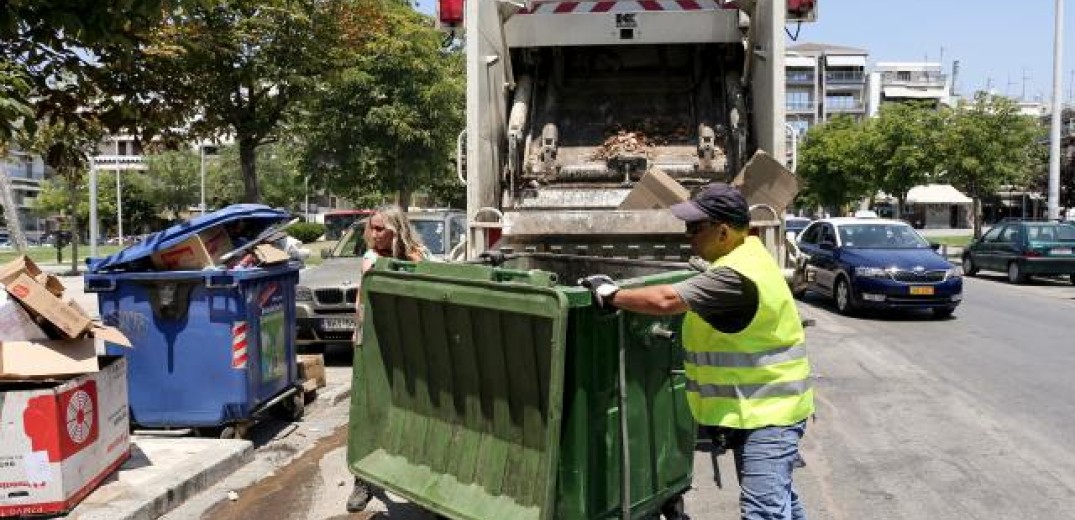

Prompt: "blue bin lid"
[88,204,291,273]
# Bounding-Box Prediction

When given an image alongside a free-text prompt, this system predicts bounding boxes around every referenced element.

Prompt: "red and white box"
[0,357,130,518]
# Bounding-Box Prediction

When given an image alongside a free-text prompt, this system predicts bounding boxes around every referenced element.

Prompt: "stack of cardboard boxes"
[148,223,292,271]
[0,257,132,518]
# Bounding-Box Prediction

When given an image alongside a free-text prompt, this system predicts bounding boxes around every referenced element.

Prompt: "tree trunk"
[0,171,29,251]
[68,181,80,275]
[393,150,412,210]
[239,139,260,203]
[894,196,904,220]
[972,197,983,238]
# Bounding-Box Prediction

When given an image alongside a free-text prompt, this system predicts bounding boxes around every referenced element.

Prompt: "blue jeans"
[713,420,808,520]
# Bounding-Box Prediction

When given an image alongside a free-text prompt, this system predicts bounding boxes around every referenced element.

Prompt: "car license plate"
[909,286,934,296]
[322,317,355,331]
[1050,248,1072,255]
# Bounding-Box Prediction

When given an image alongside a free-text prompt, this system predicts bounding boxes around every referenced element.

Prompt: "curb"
[71,439,253,520]
[319,383,352,407]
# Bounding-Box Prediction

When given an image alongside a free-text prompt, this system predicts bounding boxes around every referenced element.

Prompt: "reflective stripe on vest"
[684,344,807,368]
[686,378,812,400]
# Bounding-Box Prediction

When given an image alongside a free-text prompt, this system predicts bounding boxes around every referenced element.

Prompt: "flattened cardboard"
[150,234,213,271]
[731,151,800,213]
[619,169,691,210]
[0,339,98,378]
[4,274,91,339]
[253,244,290,266]
[200,226,235,264]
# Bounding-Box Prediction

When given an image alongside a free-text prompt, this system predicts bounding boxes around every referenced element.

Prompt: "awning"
[906,184,972,205]
[883,86,946,99]
[786,56,817,67]
[825,55,866,67]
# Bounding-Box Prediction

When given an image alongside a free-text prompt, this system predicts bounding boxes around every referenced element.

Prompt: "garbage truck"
[452,0,817,269]
[346,3,819,520]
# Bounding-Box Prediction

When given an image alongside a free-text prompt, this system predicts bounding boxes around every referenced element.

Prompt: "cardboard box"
[619,169,691,210]
[0,300,47,341]
[731,151,800,214]
[297,354,327,390]
[0,256,43,286]
[150,227,235,271]
[4,274,91,339]
[0,325,129,379]
[0,357,130,518]
[33,273,65,297]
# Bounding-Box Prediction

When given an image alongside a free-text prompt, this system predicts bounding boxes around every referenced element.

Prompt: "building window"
[825,94,859,110]
[897,71,912,82]
[786,90,812,110]
[787,70,814,83]
[118,141,128,156]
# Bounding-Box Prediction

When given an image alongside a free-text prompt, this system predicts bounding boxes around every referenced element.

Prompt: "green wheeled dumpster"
[348,254,697,520]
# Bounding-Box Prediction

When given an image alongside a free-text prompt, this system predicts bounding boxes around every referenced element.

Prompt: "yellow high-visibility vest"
[682,236,814,429]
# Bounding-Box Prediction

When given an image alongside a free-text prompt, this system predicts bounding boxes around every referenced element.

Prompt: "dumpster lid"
[87,204,291,273]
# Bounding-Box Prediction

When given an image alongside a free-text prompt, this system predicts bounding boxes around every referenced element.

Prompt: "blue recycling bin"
[84,205,302,431]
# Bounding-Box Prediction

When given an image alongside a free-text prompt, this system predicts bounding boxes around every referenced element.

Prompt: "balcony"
[786,71,815,85]
[93,154,147,170]
[825,71,865,84]
[786,101,816,113]
[826,103,867,114]
[882,72,947,88]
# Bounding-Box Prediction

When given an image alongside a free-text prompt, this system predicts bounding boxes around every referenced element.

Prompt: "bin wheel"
[660,495,687,520]
[275,390,305,422]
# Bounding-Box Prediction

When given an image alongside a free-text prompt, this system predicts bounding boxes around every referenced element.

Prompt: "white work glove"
[579,274,620,310]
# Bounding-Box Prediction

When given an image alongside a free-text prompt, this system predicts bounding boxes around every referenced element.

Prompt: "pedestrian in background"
[582,184,813,520]
[347,204,429,513]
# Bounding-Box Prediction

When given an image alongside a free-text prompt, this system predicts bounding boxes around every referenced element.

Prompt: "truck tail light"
[438,0,464,27]
[788,0,817,22]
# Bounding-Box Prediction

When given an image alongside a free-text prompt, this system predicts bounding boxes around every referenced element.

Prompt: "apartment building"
[868,62,951,116]
[786,43,870,137]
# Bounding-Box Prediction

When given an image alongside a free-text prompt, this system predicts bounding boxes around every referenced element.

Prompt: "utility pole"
[1047,0,1064,220]
[1022,67,1032,101]
[89,158,99,259]
[199,144,207,214]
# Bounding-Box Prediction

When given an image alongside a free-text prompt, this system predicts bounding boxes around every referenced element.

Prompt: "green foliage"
[866,103,944,216]
[298,2,465,207]
[936,93,1047,236]
[212,143,305,211]
[143,150,202,220]
[797,116,873,212]
[100,0,358,203]
[287,222,326,244]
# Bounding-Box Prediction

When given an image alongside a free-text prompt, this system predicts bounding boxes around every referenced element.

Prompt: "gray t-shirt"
[672,266,759,334]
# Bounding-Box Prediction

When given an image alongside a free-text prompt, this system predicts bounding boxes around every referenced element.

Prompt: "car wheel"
[961,255,979,276]
[932,307,955,319]
[834,278,856,315]
[1007,262,1027,284]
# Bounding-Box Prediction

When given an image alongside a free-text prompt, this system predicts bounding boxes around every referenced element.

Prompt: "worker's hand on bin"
[579,275,620,310]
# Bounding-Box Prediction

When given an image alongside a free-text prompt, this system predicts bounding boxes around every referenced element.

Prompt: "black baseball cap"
[670,183,750,226]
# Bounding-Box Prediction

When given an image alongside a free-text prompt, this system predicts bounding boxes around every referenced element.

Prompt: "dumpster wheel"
[274,388,306,422]
[660,494,687,520]
[216,422,252,440]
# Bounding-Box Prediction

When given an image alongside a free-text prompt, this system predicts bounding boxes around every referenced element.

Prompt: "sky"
[414,0,1074,104]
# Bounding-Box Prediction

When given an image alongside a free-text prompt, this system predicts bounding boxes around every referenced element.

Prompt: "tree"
[212,143,305,211]
[299,2,465,208]
[23,117,105,273]
[937,94,1047,237]
[796,116,873,214]
[143,150,203,220]
[866,103,944,219]
[99,0,364,203]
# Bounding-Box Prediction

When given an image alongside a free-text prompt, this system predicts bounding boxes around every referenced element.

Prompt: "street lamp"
[200,144,207,214]
[1047,0,1064,220]
[116,169,123,245]
[89,157,98,259]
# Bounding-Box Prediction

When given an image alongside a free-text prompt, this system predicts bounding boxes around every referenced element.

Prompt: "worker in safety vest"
[581,183,813,520]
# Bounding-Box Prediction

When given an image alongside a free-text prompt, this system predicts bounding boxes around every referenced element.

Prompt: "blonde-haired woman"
[348,204,428,513]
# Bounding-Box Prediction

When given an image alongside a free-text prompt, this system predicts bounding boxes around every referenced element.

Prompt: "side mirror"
[819,240,836,251]
[929,242,941,251]
[320,248,330,259]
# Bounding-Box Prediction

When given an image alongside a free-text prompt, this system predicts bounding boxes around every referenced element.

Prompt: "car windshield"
[1026,224,1075,242]
[332,222,367,258]
[412,220,445,255]
[838,223,930,249]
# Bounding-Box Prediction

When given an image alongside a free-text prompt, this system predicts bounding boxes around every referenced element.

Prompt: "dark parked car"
[962,220,1075,284]
[784,216,812,241]
[795,217,963,318]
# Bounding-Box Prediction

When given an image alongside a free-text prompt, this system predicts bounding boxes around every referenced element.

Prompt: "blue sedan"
[794,217,963,318]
